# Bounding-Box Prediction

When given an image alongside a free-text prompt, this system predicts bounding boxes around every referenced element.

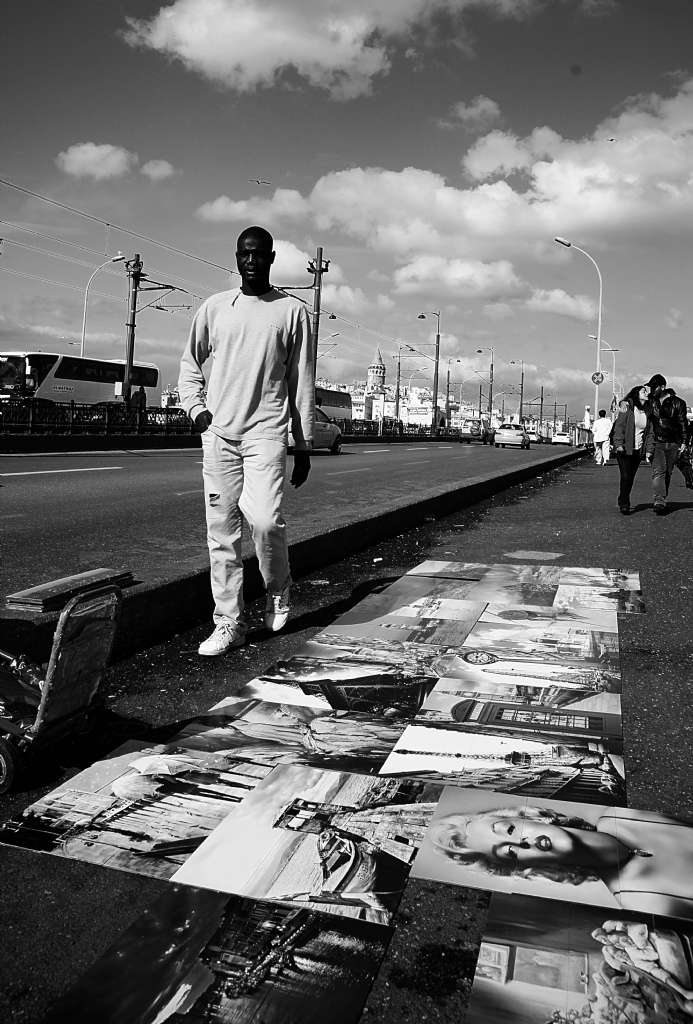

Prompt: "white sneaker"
[198,622,245,656]
[264,585,291,632]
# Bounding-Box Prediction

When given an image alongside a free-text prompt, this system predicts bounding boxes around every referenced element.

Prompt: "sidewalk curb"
[0,448,585,660]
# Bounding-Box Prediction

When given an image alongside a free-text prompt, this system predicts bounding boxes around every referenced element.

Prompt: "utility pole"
[307,247,329,373]
[394,347,402,421]
[519,366,524,421]
[478,384,483,419]
[121,254,181,404]
[539,386,544,438]
[553,396,557,432]
[445,362,451,427]
[431,325,441,435]
[488,356,494,420]
[123,253,143,403]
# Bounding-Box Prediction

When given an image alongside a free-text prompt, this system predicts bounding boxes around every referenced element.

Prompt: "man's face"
[236,235,274,288]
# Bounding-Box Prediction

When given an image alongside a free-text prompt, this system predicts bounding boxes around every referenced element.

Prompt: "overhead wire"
[0,175,440,361]
[0,177,240,277]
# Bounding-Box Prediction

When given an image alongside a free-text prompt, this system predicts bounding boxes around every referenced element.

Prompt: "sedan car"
[551,430,572,445]
[290,406,342,453]
[493,423,530,448]
[525,427,541,443]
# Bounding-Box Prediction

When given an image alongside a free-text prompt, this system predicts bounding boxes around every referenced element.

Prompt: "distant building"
[366,348,386,395]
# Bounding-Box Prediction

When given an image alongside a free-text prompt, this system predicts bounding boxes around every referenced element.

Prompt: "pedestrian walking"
[644,373,687,515]
[178,225,314,656]
[591,410,612,465]
[612,384,650,515]
[132,385,147,429]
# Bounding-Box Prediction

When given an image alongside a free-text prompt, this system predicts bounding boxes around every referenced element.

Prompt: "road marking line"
[361,449,390,454]
[403,459,431,465]
[435,446,454,449]
[0,467,123,477]
[175,489,204,495]
[326,468,373,476]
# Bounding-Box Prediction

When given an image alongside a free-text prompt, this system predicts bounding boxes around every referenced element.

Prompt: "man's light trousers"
[201,431,291,627]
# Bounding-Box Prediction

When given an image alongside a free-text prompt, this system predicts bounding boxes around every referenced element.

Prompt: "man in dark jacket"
[644,373,687,514]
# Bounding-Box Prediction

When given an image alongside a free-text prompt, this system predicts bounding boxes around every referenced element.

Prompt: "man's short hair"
[646,373,667,390]
[598,409,607,417]
[237,225,274,250]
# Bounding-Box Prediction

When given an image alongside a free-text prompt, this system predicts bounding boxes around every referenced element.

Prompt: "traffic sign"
[591,371,604,385]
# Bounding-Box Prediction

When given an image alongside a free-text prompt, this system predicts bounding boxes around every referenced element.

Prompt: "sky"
[3,0,693,414]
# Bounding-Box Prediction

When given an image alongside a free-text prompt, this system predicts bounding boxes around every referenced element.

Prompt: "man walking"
[591,410,612,466]
[644,374,687,515]
[178,226,314,655]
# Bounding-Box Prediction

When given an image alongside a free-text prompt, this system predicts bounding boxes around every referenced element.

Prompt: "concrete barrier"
[0,447,586,660]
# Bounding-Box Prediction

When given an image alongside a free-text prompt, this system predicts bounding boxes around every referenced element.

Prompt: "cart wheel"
[0,736,19,794]
[74,706,98,734]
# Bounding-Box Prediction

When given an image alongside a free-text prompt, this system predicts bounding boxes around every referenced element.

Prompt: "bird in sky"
[249,178,271,185]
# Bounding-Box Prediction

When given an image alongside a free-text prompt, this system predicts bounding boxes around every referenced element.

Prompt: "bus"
[0,352,161,406]
[315,386,352,421]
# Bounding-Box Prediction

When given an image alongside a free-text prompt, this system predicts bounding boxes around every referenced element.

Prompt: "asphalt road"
[3,454,693,1023]
[0,440,560,597]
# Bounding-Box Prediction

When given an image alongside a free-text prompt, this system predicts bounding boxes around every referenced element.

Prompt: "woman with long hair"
[428,803,693,919]
[612,384,650,514]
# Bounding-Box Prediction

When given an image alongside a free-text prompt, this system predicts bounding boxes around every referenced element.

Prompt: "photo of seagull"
[249,178,271,185]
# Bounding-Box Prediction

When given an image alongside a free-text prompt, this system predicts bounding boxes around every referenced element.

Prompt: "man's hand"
[195,410,213,432]
[615,445,625,455]
[291,450,311,488]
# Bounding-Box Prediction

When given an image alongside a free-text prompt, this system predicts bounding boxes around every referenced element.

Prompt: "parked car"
[552,430,572,445]
[459,417,494,444]
[525,427,541,444]
[494,423,531,449]
[290,406,342,453]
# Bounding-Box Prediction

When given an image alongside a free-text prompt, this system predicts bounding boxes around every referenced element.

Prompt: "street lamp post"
[418,311,441,435]
[477,347,494,421]
[81,253,125,356]
[510,359,525,422]
[555,237,603,420]
[444,357,461,427]
[591,337,619,406]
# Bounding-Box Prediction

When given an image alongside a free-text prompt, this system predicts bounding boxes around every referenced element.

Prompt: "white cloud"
[321,283,370,314]
[196,189,309,224]
[523,288,596,321]
[441,95,501,129]
[393,256,528,299]
[56,143,138,180]
[483,302,514,320]
[376,293,395,310]
[665,307,684,330]
[272,239,344,285]
[272,239,314,284]
[140,159,178,181]
[240,76,693,269]
[122,0,546,101]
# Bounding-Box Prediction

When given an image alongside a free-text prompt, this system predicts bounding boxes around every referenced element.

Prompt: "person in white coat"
[178,226,315,656]
[592,410,613,466]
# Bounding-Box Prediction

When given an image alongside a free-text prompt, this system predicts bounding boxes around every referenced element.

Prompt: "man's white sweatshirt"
[178,287,315,449]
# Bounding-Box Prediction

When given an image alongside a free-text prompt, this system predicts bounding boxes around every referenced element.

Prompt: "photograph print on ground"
[459,619,620,671]
[466,892,693,1024]
[43,884,392,1024]
[235,635,465,717]
[420,658,622,711]
[412,788,693,922]
[172,764,443,926]
[0,740,272,879]
[378,723,626,804]
[168,697,408,775]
